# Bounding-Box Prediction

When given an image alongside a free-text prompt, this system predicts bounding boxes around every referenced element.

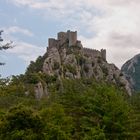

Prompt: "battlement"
[48,30,77,48]
[48,38,58,48]
[83,48,106,61]
[48,31,106,61]
[57,32,68,45]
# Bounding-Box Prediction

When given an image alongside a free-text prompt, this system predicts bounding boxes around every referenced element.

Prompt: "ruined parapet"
[83,48,101,58]
[57,32,67,46]
[101,49,106,61]
[67,30,77,47]
[83,48,106,61]
[58,32,67,40]
[48,38,58,48]
[48,30,78,49]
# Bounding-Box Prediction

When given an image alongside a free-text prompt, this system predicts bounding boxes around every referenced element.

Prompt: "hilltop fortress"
[47,30,106,61]
[41,30,132,96]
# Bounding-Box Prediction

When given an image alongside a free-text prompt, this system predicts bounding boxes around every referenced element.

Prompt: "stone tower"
[48,30,78,48]
[67,30,77,47]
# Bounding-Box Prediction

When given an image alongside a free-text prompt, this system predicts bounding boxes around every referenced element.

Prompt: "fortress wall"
[58,32,68,46]
[48,38,58,48]
[47,31,106,61]
[58,32,67,41]
[83,48,101,58]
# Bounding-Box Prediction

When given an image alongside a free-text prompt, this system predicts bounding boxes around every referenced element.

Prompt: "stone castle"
[47,30,106,61]
[41,30,132,97]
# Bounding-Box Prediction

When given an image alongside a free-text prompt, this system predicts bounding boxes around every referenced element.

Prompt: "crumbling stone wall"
[48,30,77,48]
[48,30,106,61]
[48,38,58,48]
[57,32,67,46]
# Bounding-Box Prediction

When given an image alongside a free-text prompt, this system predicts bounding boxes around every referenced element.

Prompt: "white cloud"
[1,26,44,64]
[7,41,45,63]
[9,0,140,68]
[6,26,34,37]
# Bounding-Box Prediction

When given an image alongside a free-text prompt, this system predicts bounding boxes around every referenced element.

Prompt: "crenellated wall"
[57,32,67,46]
[48,30,77,48]
[48,38,58,48]
[48,31,106,61]
[83,48,101,57]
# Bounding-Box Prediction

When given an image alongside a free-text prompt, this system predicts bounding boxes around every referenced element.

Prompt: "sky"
[0,0,140,77]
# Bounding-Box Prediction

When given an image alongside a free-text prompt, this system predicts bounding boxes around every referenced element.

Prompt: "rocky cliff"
[42,30,131,95]
[121,54,140,92]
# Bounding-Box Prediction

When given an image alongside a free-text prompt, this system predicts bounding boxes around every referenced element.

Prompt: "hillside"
[0,78,140,139]
[121,54,140,92]
[26,30,132,98]
[1,31,140,140]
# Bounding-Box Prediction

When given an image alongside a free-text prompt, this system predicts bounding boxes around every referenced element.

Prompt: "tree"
[40,103,74,140]
[0,105,45,140]
[54,79,132,139]
[0,30,13,65]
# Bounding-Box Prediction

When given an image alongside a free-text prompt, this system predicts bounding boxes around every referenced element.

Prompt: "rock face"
[121,54,140,92]
[43,30,132,95]
[34,82,48,99]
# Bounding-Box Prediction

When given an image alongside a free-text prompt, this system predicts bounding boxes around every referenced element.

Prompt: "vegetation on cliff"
[0,30,139,139]
[0,75,140,140]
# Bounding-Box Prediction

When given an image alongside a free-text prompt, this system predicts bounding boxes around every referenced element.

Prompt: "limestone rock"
[42,30,132,95]
[121,53,140,92]
[34,82,48,99]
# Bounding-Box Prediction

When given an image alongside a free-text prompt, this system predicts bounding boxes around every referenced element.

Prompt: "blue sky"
[0,0,140,77]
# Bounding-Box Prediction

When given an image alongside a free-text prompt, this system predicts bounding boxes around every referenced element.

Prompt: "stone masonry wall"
[48,31,106,61]
[67,30,77,47]
[48,38,58,48]
[57,32,67,46]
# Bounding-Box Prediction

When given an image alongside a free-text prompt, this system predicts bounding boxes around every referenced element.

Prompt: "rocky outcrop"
[42,30,132,95]
[34,82,48,99]
[121,54,140,92]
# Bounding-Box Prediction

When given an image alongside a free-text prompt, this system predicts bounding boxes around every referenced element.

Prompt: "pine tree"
[0,30,13,65]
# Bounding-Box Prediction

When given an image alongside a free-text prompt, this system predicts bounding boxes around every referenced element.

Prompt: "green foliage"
[43,74,57,84]
[40,103,73,140]
[63,64,77,75]
[102,66,108,76]
[76,55,86,66]
[55,79,132,139]
[26,53,47,74]
[0,76,139,139]
[0,105,44,140]
[53,61,60,70]
[0,30,13,65]
[128,93,140,139]
[83,126,106,140]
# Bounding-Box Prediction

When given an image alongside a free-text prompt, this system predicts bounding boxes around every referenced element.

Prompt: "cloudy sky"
[0,0,140,77]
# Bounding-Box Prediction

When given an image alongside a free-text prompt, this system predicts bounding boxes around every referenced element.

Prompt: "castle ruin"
[47,30,106,61]
[48,30,77,49]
